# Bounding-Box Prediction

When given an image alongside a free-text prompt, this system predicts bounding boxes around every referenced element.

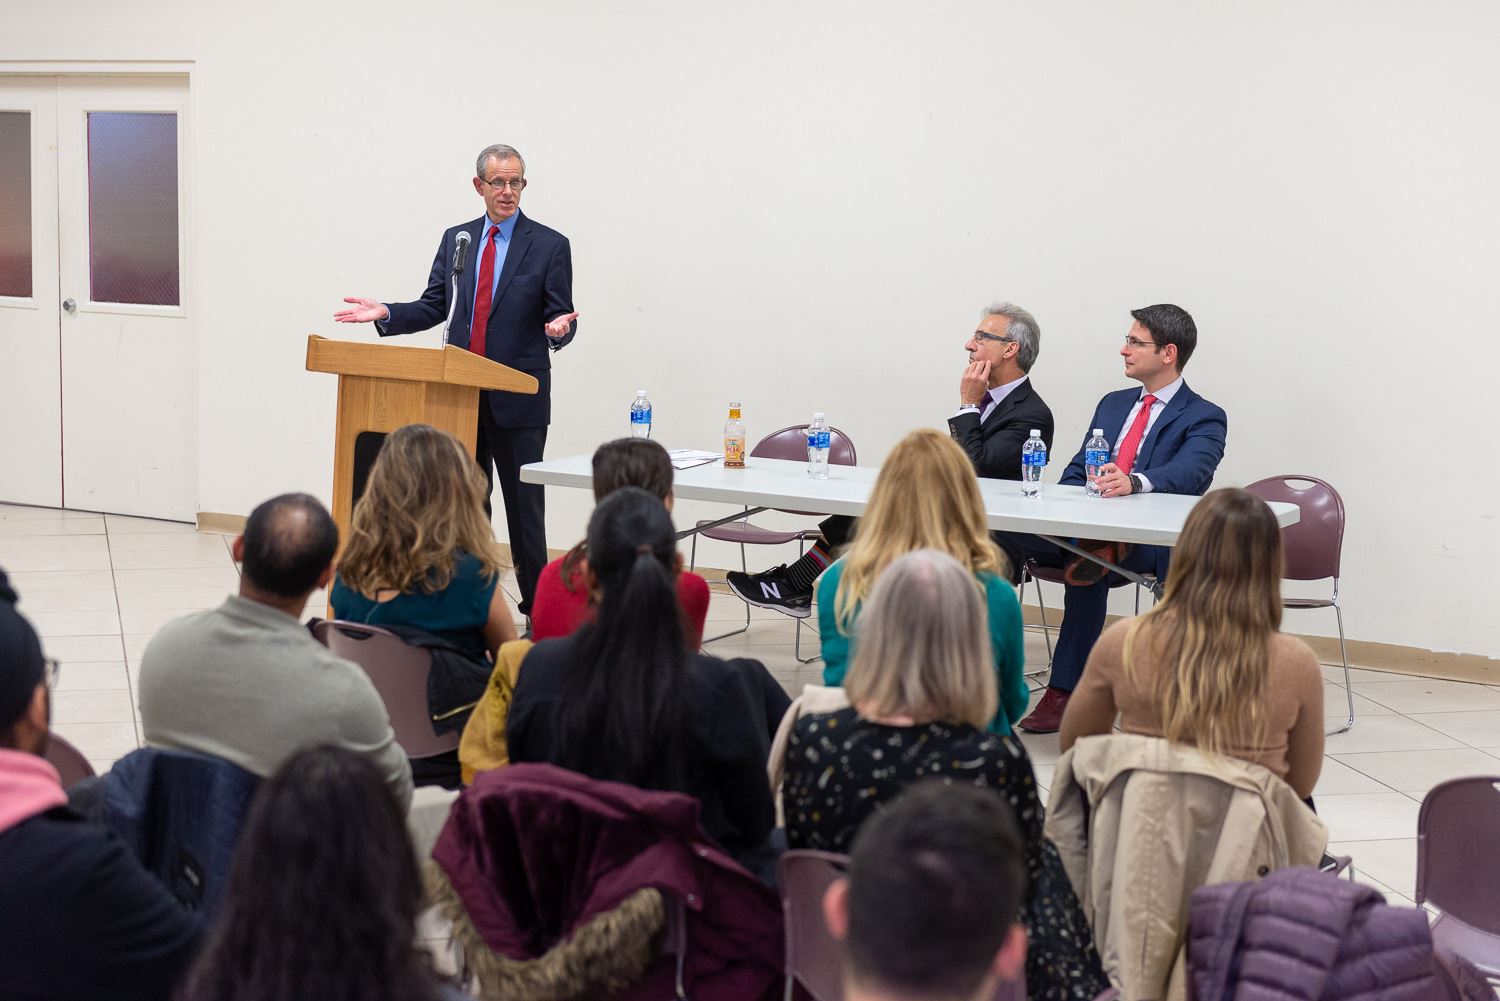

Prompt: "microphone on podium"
[452,230,471,277]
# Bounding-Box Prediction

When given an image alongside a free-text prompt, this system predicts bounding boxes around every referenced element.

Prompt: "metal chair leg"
[702,543,751,646]
[1327,590,1354,735]
[1029,571,1055,666]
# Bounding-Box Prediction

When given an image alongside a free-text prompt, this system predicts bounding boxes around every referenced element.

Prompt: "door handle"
[62,298,77,314]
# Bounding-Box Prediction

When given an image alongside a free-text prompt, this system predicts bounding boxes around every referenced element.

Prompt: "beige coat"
[1045,734,1327,1001]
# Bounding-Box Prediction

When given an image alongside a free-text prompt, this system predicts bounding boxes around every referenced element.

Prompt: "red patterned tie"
[468,228,500,357]
[1114,394,1159,474]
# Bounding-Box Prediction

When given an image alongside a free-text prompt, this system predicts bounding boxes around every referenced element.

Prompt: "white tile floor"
[8,501,1499,910]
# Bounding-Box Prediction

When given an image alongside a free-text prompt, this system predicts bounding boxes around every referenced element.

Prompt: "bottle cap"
[1093,428,1103,436]
[1030,429,1040,436]
[812,411,825,419]
[637,389,647,397]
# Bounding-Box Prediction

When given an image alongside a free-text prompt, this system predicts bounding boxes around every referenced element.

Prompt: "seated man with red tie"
[1000,303,1227,734]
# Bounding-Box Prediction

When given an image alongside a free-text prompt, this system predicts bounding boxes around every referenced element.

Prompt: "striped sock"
[785,538,833,590]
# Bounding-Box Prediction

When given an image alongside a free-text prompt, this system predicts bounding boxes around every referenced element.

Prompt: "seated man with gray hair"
[727,301,1055,616]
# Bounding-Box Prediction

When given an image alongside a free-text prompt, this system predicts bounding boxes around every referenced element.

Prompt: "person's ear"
[991,923,1028,984]
[663,489,675,513]
[1161,343,1178,368]
[316,562,336,590]
[822,878,850,943]
[472,176,485,197]
[231,535,246,564]
[584,563,601,601]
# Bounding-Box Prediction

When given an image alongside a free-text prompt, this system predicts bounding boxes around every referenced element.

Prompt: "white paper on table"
[667,448,722,470]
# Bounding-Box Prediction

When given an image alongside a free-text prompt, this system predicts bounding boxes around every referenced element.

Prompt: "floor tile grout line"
[102,519,141,748]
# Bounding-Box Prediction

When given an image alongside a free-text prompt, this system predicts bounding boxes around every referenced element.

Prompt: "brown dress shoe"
[1062,540,1132,586]
[1018,686,1070,734]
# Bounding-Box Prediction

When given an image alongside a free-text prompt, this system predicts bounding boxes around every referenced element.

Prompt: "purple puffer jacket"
[1187,866,1489,1001]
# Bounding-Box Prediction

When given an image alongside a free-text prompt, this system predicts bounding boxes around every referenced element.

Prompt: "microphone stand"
[441,240,468,349]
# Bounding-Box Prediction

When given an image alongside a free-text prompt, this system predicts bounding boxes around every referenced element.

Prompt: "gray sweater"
[139,595,413,811]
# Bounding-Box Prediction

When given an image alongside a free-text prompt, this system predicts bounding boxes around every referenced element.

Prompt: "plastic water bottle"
[629,390,652,438]
[723,402,746,468]
[1021,430,1046,497]
[1084,428,1110,498]
[806,412,831,479]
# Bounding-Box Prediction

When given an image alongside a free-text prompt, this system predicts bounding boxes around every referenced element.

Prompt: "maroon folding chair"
[43,732,96,790]
[1417,776,1500,980]
[690,424,857,663]
[312,620,460,759]
[1244,474,1353,734]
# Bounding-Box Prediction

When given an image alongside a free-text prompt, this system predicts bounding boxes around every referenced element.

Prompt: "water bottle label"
[1085,448,1109,466]
[807,430,830,449]
[1023,451,1047,467]
[631,408,652,425]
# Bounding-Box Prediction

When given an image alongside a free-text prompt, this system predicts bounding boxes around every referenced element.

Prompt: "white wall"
[4,0,1497,656]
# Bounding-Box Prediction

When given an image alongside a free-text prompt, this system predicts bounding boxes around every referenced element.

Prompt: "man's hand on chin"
[960,360,991,406]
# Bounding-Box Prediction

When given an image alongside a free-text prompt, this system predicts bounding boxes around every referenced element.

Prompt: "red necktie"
[468,228,501,357]
[1114,394,1159,474]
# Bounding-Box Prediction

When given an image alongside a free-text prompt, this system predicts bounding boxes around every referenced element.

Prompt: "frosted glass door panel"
[0,111,31,299]
[86,111,179,307]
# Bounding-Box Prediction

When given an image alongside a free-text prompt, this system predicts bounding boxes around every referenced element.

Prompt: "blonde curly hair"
[336,424,504,596]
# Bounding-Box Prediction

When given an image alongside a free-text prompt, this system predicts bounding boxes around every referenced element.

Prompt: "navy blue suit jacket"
[380,211,575,428]
[1059,383,1227,576]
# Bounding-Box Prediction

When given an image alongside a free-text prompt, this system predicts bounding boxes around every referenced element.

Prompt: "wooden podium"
[305,334,538,540]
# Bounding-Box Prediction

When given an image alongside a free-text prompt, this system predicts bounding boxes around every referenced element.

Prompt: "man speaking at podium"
[335,144,578,620]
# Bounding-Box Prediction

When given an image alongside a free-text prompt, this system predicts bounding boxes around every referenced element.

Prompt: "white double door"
[0,74,194,520]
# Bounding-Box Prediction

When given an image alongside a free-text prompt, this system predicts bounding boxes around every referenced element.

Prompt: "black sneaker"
[725,565,813,618]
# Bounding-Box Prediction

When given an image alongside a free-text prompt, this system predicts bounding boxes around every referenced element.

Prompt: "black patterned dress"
[783,708,1107,1001]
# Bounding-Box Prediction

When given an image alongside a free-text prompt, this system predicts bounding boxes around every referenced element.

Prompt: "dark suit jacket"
[947,377,1056,480]
[380,211,575,428]
[1058,382,1227,495]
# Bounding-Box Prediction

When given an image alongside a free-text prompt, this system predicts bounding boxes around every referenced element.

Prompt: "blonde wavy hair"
[845,550,997,730]
[337,424,504,595]
[830,428,1005,634]
[1123,488,1284,757]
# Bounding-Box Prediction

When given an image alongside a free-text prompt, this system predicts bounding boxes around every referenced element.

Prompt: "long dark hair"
[553,487,692,791]
[176,746,443,1001]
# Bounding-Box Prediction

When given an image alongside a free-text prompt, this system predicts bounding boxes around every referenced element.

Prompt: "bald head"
[238,494,339,600]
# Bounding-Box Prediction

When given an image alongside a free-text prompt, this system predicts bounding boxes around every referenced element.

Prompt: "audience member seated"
[176,745,470,1001]
[530,437,709,646]
[1002,304,1228,734]
[822,782,1029,1001]
[139,493,413,811]
[786,550,1107,1001]
[1061,488,1324,799]
[333,424,519,786]
[818,428,1027,733]
[726,301,1055,619]
[0,570,201,1001]
[506,487,788,864]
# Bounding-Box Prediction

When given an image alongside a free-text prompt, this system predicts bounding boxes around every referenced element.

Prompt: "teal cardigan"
[816,558,1029,734]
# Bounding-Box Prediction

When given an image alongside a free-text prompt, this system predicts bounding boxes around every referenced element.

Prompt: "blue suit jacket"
[380,211,575,428]
[1059,383,1228,576]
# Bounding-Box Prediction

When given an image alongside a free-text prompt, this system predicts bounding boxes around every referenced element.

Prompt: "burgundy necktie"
[1115,394,1159,474]
[468,228,501,357]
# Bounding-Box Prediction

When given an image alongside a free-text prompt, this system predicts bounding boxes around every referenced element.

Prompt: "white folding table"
[521,454,1300,596]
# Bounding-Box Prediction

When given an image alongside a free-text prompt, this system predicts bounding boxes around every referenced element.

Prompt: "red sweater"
[530,554,711,648]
